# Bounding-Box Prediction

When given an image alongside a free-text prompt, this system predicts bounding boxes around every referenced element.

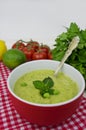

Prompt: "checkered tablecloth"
[0,62,86,130]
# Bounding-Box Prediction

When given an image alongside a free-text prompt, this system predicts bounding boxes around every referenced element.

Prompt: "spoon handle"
[54,36,80,77]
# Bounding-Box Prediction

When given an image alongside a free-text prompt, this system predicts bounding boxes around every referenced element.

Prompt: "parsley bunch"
[52,22,86,82]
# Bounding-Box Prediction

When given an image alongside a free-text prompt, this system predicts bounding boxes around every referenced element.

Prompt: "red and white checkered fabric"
[0,62,86,130]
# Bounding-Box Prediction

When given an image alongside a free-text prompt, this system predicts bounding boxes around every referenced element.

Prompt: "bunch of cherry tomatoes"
[12,39,52,61]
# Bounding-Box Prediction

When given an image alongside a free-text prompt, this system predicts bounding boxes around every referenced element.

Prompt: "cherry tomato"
[48,51,52,59]
[12,40,25,51]
[26,40,39,51]
[32,50,47,60]
[40,45,50,54]
[23,47,35,61]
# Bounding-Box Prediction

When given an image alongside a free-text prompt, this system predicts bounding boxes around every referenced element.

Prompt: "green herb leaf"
[33,77,60,98]
[67,22,80,35]
[43,77,54,88]
[33,80,44,90]
[78,49,86,63]
[52,22,86,83]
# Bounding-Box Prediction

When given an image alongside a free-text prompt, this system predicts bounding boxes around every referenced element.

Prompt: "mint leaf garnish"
[33,77,59,98]
[43,77,54,88]
[33,80,44,89]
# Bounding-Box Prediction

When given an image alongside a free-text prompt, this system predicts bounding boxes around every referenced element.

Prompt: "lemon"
[2,49,27,69]
[0,40,7,61]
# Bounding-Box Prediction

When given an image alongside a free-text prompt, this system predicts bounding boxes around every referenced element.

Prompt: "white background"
[0,0,86,48]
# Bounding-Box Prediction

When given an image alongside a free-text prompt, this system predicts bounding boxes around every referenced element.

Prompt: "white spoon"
[54,36,80,77]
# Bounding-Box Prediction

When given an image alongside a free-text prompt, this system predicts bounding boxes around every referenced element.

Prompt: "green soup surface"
[14,69,79,104]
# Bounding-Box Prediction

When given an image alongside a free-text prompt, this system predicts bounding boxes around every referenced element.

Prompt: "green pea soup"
[14,69,79,104]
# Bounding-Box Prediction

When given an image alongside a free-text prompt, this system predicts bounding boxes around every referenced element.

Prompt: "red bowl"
[7,60,85,126]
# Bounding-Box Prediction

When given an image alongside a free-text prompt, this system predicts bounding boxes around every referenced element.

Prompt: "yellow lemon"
[0,40,7,61]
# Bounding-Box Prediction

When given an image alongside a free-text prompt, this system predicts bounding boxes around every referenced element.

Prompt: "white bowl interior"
[7,60,85,106]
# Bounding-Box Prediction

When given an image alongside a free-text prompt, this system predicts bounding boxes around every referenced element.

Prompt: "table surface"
[0,62,86,130]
